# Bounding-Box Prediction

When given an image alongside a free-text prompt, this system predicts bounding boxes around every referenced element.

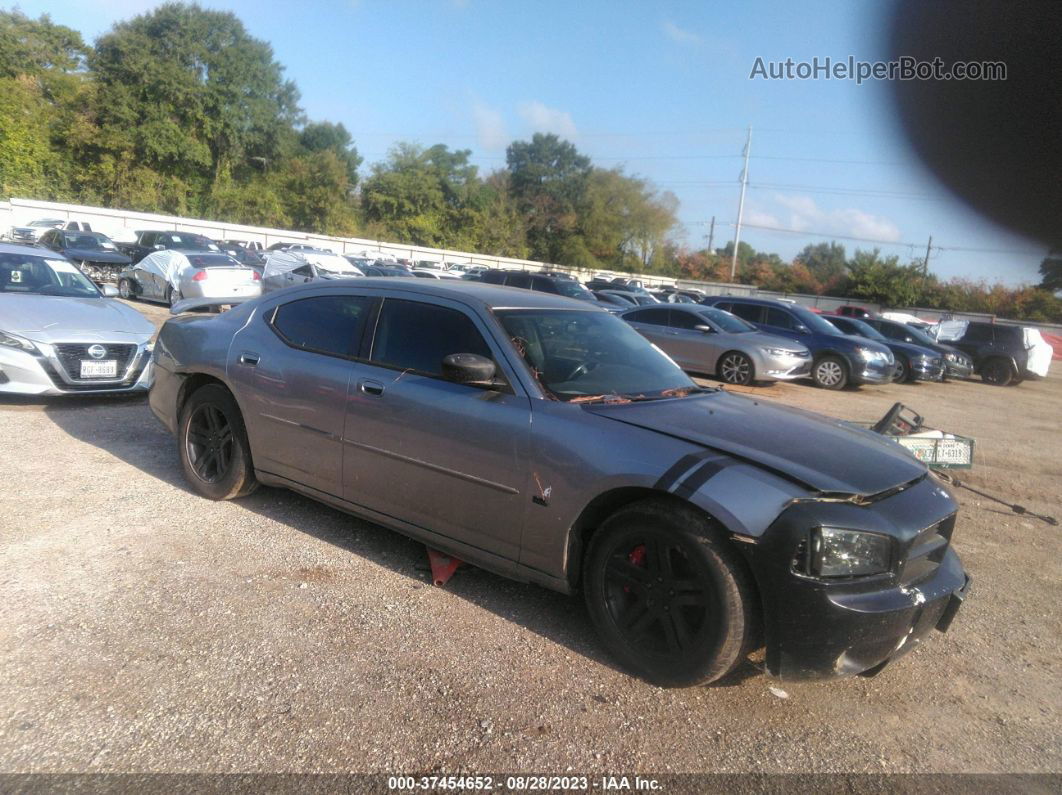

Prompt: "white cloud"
[661,20,701,45]
[745,210,781,228]
[772,194,901,242]
[517,101,578,139]
[472,102,507,151]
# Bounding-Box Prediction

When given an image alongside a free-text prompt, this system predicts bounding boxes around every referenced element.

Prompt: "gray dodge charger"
[150,280,970,686]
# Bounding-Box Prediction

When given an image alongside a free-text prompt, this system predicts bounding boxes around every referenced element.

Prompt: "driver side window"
[370,299,493,378]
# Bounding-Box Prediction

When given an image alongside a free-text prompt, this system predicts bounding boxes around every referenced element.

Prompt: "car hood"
[884,340,939,359]
[0,295,155,341]
[586,391,926,496]
[745,331,809,352]
[61,248,131,265]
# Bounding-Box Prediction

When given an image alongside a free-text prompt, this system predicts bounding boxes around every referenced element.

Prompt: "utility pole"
[730,126,752,281]
[706,216,715,253]
[923,235,932,279]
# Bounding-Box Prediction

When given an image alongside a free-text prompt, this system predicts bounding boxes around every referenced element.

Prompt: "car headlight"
[945,353,957,362]
[0,330,36,353]
[762,347,800,357]
[794,527,893,578]
[856,346,882,361]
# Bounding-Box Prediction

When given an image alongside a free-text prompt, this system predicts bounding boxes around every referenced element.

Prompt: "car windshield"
[698,307,755,333]
[64,233,112,250]
[169,234,219,251]
[895,322,938,347]
[840,317,888,341]
[790,305,843,335]
[496,309,697,401]
[0,254,100,297]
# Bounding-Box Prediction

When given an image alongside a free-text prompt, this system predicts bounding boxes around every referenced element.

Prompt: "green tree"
[1038,250,1062,293]
[795,241,847,288]
[300,121,362,187]
[845,249,923,307]
[506,133,592,263]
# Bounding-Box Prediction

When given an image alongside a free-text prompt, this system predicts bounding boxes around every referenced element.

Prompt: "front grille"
[53,343,137,381]
[899,514,955,585]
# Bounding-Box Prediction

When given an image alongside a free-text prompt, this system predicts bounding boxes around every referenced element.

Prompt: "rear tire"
[812,355,848,390]
[178,384,258,500]
[583,499,755,687]
[718,351,754,386]
[981,358,1015,386]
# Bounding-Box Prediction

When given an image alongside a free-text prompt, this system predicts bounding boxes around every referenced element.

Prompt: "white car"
[118,249,261,306]
[0,243,154,395]
[262,249,364,293]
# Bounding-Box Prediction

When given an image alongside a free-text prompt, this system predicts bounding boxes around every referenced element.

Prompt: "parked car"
[362,265,413,277]
[0,242,154,395]
[118,250,260,307]
[824,315,944,383]
[214,240,265,269]
[218,239,264,253]
[702,297,894,389]
[150,280,969,686]
[622,304,812,385]
[37,229,132,283]
[115,230,221,264]
[596,289,658,306]
[834,305,876,319]
[412,268,462,279]
[6,218,66,243]
[479,269,597,301]
[592,290,637,309]
[862,318,974,380]
[933,320,1050,385]
[262,249,363,293]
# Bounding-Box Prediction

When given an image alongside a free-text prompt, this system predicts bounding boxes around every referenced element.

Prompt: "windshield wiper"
[621,386,714,401]
[568,393,632,405]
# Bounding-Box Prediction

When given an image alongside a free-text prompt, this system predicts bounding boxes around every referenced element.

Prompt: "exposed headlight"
[945,353,957,362]
[762,347,801,357]
[794,527,893,578]
[0,330,36,353]
[857,347,888,362]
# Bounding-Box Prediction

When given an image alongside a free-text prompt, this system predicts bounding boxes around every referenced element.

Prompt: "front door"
[342,296,531,561]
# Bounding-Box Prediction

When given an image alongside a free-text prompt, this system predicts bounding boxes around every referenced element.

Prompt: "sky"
[21,0,1049,285]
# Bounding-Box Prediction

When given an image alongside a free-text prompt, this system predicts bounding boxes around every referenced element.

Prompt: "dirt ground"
[1,298,1059,775]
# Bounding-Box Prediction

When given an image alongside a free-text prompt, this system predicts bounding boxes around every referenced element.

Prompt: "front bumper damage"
[744,475,970,680]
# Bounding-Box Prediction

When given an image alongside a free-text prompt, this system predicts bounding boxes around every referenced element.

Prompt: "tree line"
[2,4,1059,322]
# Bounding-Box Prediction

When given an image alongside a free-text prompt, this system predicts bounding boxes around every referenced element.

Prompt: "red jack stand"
[426,548,463,586]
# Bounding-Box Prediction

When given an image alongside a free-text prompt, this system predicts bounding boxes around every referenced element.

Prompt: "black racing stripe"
[654,451,712,491]
[673,457,732,500]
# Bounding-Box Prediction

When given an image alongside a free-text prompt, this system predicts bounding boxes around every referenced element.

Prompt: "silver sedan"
[0,243,154,395]
[119,250,261,307]
[622,304,812,385]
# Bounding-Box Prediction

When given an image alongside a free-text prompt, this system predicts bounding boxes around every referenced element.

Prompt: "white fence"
[3,196,1059,334]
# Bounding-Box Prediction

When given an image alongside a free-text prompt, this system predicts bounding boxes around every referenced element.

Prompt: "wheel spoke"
[187,428,209,446]
[660,611,682,652]
[197,448,218,478]
[623,604,657,640]
[217,441,231,474]
[607,558,649,590]
[667,609,693,651]
[670,577,706,595]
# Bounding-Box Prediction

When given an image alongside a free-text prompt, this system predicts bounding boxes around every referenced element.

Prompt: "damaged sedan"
[150,280,969,686]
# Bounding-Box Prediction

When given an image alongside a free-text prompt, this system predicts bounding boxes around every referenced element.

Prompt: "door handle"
[359,379,384,396]
[239,352,260,366]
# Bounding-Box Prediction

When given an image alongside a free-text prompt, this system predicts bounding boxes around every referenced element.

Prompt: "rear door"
[623,307,677,360]
[667,309,724,372]
[760,307,803,344]
[342,296,531,560]
[228,292,373,497]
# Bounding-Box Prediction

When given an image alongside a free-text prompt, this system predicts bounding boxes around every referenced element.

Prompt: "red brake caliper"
[625,544,647,593]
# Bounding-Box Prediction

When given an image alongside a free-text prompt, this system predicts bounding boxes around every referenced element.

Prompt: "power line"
[731,223,1042,256]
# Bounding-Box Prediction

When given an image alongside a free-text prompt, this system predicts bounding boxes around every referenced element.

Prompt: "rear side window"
[506,273,532,289]
[764,308,795,329]
[961,323,994,343]
[371,299,492,376]
[270,295,374,358]
[530,277,558,294]
[729,303,764,323]
[480,270,505,284]
[625,308,670,326]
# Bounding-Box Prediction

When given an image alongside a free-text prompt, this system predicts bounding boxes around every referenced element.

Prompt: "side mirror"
[442,353,497,387]
[693,324,715,333]
[795,324,810,333]
[100,284,119,297]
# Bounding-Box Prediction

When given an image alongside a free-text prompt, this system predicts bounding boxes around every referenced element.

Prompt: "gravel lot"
[1,298,1059,775]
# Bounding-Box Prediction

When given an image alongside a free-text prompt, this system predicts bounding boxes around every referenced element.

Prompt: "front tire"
[118,279,134,300]
[981,358,1015,386]
[812,355,848,390]
[165,285,181,307]
[583,499,755,687]
[718,351,754,386]
[893,356,910,383]
[178,384,258,500]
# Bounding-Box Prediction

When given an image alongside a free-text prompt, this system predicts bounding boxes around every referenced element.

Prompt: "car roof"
[0,241,57,257]
[709,295,797,309]
[276,278,599,310]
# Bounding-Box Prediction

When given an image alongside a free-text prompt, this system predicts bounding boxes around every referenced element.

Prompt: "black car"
[702,297,894,389]
[941,321,1036,386]
[479,269,597,302]
[862,318,974,380]
[825,315,944,383]
[37,229,131,283]
[114,230,221,264]
[214,240,265,269]
[363,265,413,277]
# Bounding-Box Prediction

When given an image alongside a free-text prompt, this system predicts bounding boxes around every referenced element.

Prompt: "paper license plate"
[80,360,117,378]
